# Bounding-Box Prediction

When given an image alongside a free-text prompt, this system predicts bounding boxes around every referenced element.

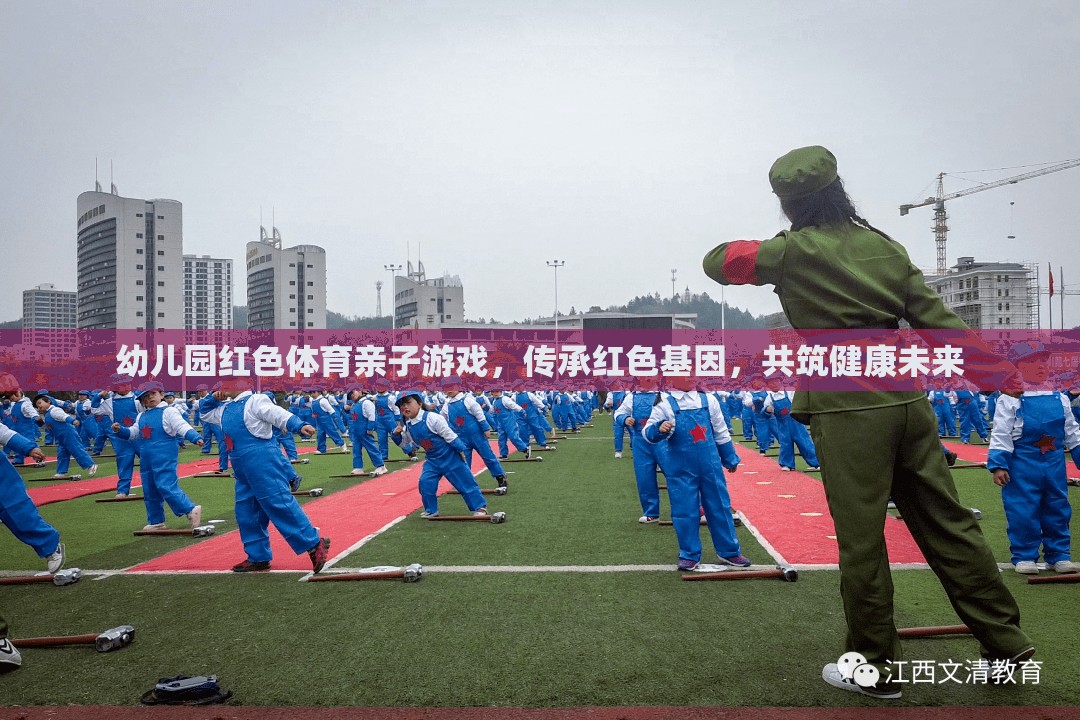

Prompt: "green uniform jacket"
[702,222,1013,416]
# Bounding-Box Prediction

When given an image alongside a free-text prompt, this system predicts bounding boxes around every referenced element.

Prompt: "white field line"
[734,511,788,567]
[316,515,407,575]
[2,561,974,579]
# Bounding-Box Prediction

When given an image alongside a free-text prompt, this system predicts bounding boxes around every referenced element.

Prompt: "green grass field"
[2,419,1079,707]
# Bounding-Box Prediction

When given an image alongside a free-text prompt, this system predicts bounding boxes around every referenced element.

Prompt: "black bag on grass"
[140,674,233,705]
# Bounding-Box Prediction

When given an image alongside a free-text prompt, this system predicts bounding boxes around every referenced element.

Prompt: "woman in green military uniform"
[702,146,1033,700]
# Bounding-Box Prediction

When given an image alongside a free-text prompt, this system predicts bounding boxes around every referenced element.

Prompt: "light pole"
[546,260,565,364]
[384,264,402,330]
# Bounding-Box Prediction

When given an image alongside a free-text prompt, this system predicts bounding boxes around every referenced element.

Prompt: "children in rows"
[643,376,747,570]
[200,379,330,573]
[514,381,552,450]
[264,391,301,462]
[343,384,387,476]
[113,381,203,531]
[955,381,989,444]
[92,374,142,497]
[310,387,348,454]
[441,377,507,489]
[5,387,40,464]
[987,342,1080,575]
[198,384,231,477]
[395,389,489,518]
[0,374,66,575]
[613,376,668,524]
[33,394,97,478]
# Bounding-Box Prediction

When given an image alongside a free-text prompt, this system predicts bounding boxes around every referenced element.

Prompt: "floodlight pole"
[547,260,565,376]
[384,264,402,331]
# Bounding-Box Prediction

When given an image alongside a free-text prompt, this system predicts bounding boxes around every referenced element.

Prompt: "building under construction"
[924,256,1038,329]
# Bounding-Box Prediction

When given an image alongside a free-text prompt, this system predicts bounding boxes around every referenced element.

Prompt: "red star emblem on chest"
[689,424,708,443]
[313,412,319,418]
[780,407,789,416]
[420,439,433,451]
[352,412,359,422]
[140,425,153,439]
[378,408,386,416]
[1036,434,1057,454]
[122,417,134,427]
[224,435,235,452]
[454,416,465,427]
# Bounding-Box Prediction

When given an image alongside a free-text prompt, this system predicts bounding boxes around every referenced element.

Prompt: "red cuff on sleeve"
[722,241,761,285]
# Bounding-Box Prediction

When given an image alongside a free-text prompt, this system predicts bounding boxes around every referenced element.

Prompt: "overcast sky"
[2,1,1078,328]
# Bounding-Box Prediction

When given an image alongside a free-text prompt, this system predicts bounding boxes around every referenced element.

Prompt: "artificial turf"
[2,417,1079,707]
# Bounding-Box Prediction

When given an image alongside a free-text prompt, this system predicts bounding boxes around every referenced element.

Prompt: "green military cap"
[769,145,838,198]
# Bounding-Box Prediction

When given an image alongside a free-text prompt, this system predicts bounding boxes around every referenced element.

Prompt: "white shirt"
[441,394,489,426]
[120,405,197,441]
[990,391,1080,455]
[200,391,300,439]
[642,390,734,445]
[92,392,143,420]
[403,410,461,447]
[44,406,75,425]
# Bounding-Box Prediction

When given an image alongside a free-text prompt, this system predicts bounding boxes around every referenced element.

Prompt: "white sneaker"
[340,443,350,453]
[52,473,66,479]
[614,452,622,459]
[314,450,327,455]
[524,447,531,460]
[141,523,167,531]
[187,505,202,528]
[471,508,490,517]
[87,464,98,477]
[822,662,901,699]
[638,515,659,524]
[115,493,130,499]
[780,467,792,472]
[0,638,21,672]
[1013,561,1039,575]
[46,543,65,573]
[351,468,366,475]
[372,466,388,476]
[1053,561,1079,574]
[420,510,439,519]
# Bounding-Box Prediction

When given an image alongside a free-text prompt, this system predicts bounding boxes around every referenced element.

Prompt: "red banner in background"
[0,328,1077,393]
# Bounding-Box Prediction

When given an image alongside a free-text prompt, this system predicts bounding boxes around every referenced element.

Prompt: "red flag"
[1049,263,1054,298]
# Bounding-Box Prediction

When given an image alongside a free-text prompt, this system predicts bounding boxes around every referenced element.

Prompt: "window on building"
[136,248,143,254]
[998,303,1002,311]
[136,296,143,301]
[158,281,164,287]
[136,311,143,317]
[289,280,296,286]
[308,322,314,327]
[136,213,143,218]
[307,281,313,286]
[290,308,296,313]
[307,308,313,314]
[136,280,144,286]
[157,215,164,219]
[1005,289,1009,296]
[307,295,313,300]
[157,250,164,256]
[136,233,143,239]
[1006,303,1010,311]
[158,312,164,318]
[136,264,143,270]
[157,235,164,240]
[158,297,165,302]
[157,266,164,271]
[289,322,296,327]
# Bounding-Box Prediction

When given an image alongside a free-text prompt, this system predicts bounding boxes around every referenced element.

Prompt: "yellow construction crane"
[900,158,1080,275]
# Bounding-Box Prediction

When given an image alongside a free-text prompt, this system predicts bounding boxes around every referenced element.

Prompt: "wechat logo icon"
[836,651,880,688]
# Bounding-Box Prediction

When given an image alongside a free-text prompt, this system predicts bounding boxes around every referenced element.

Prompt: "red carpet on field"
[728,448,925,565]
[127,450,494,573]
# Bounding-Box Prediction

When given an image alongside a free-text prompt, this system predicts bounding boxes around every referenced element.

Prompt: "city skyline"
[2,2,1079,328]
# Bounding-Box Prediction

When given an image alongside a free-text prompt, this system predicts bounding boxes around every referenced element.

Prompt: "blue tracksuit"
[0,427,61,559]
[515,391,549,447]
[615,392,669,520]
[374,393,415,458]
[444,395,504,480]
[404,411,486,515]
[739,392,756,441]
[123,406,199,525]
[198,395,230,472]
[8,398,39,464]
[930,390,957,437]
[987,392,1080,565]
[214,393,320,563]
[644,392,742,564]
[311,396,346,452]
[609,391,628,452]
[750,391,775,453]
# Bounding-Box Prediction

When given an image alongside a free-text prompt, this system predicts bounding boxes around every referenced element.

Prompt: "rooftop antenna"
[94,157,102,192]
[110,160,117,195]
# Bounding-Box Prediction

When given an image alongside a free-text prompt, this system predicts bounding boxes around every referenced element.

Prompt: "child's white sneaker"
[1013,561,1039,575]
[1053,560,1078,574]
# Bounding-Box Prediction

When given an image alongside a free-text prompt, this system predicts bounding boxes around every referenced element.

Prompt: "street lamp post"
[546,260,565,375]
[384,264,402,331]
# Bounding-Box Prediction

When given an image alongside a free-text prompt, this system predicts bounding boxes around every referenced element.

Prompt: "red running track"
[127,450,496,573]
[728,448,925,565]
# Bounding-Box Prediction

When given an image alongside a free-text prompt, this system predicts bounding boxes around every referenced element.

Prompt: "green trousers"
[810,399,1032,684]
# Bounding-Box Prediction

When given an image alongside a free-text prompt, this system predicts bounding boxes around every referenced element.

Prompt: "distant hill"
[0,319,20,330]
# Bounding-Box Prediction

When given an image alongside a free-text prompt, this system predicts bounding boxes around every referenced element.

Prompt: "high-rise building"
[245,226,327,330]
[925,256,1038,329]
[393,261,464,329]
[183,255,233,330]
[76,188,184,329]
[22,283,77,357]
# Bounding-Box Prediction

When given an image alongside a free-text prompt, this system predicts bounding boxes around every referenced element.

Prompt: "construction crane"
[900,158,1080,275]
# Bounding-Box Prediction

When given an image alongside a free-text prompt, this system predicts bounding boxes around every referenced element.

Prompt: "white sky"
[2,1,1078,327]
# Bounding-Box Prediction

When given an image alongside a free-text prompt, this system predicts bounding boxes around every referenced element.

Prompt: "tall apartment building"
[245,226,327,330]
[925,256,1038,329]
[22,283,77,357]
[76,188,184,329]
[393,261,464,329]
[183,255,233,330]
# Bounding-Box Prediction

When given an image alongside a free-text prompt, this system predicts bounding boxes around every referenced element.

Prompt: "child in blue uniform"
[343,384,387,476]
[988,342,1080,575]
[441,378,507,489]
[613,377,668,523]
[643,378,747,570]
[396,390,489,518]
[201,380,329,573]
[113,382,203,531]
[33,394,98,478]
[0,374,66,574]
